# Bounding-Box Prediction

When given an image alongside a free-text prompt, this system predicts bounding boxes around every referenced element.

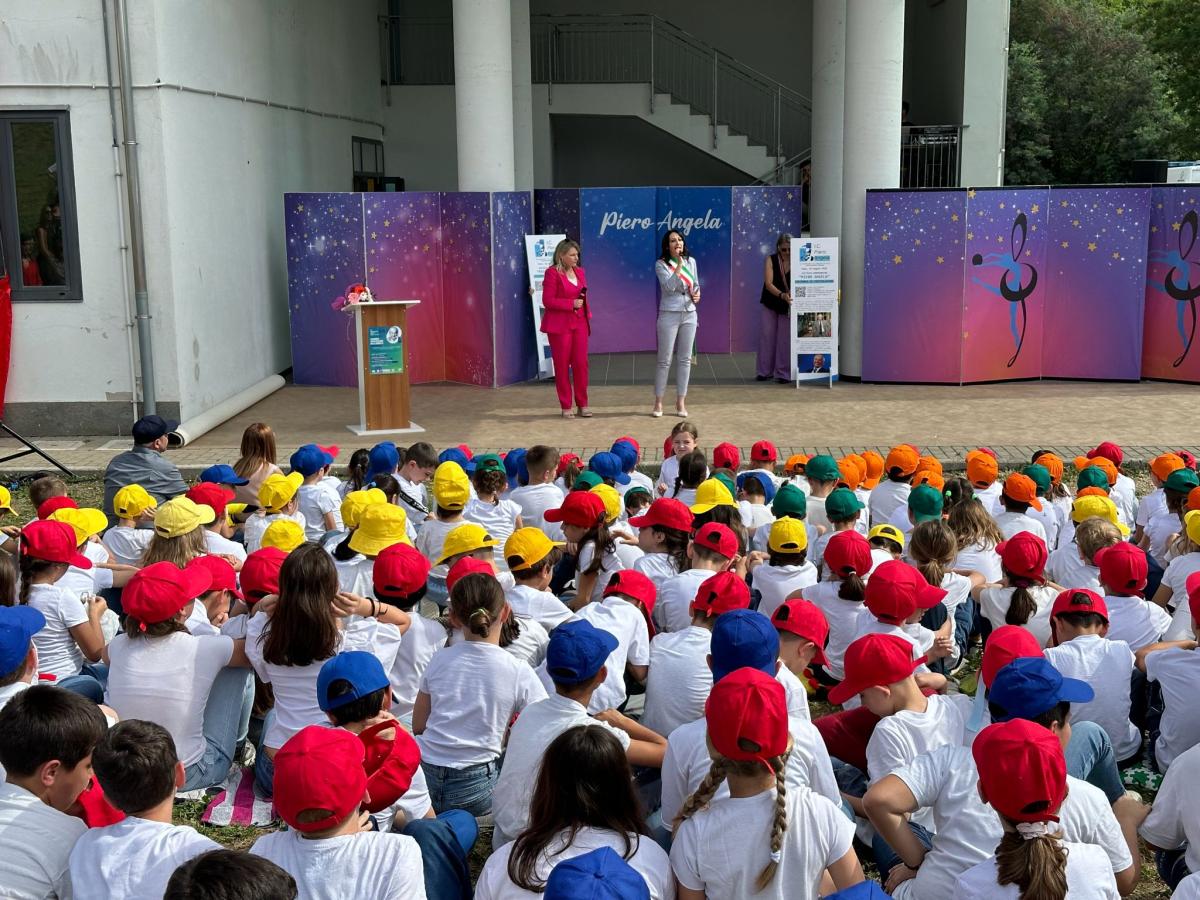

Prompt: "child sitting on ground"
[103,484,157,566]
[464,454,524,568]
[802,530,873,686]
[869,445,918,526]
[654,522,737,632]
[747,518,817,620]
[1046,516,1120,592]
[244,473,307,554]
[810,487,865,575]
[503,528,574,631]
[1097,542,1170,652]
[974,530,1061,647]
[291,444,343,541]
[508,445,565,539]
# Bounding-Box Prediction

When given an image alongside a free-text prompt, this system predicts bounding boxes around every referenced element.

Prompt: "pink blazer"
[540,266,589,335]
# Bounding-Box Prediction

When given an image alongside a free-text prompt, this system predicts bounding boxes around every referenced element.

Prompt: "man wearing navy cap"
[102,414,187,522]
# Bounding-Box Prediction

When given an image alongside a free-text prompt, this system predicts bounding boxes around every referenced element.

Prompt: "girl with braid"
[670,667,863,899]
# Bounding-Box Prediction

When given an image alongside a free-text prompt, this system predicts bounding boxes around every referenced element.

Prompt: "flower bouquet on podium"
[331,283,375,313]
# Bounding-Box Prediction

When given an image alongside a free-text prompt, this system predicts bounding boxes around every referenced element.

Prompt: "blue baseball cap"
[198,464,250,486]
[736,470,778,503]
[439,447,476,475]
[131,414,178,444]
[588,452,631,486]
[367,442,400,481]
[988,656,1093,722]
[504,448,528,489]
[544,846,650,900]
[317,651,391,711]
[290,444,335,477]
[825,883,893,900]
[0,606,46,674]
[710,609,779,683]
[545,619,618,686]
[610,441,639,474]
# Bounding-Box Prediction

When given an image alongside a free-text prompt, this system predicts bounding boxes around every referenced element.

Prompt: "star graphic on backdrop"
[914,209,921,215]
[1157,203,1163,209]
[914,239,922,246]
[1112,252,1120,259]
[967,189,977,199]
[893,255,902,264]
[1061,241,1069,249]
[370,232,377,239]
[1031,204,1040,213]
[1060,200,1068,207]
[999,202,1006,209]
[295,204,305,213]
[881,233,889,241]
[884,200,891,207]
[937,256,945,264]
[1088,242,1097,251]
[967,231,974,240]
[1032,225,1038,231]
[1174,222,1182,231]
[951,213,959,222]
[1116,208,1124,216]
[1151,226,1159,233]
[997,236,1005,243]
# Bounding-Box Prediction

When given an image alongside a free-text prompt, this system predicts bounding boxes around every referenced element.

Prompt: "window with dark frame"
[352,136,385,192]
[0,110,82,301]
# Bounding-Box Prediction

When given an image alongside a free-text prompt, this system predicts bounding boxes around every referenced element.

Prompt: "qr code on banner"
[795,286,806,298]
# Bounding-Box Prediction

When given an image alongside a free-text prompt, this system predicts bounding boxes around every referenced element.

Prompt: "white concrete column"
[453,0,516,191]
[960,0,1010,187]
[810,0,846,239]
[840,0,904,378]
[511,0,535,190]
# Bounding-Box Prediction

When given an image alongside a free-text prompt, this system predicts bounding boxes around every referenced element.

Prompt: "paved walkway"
[7,370,1200,476]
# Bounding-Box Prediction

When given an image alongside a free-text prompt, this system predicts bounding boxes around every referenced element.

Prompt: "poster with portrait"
[790,238,839,384]
[525,234,565,380]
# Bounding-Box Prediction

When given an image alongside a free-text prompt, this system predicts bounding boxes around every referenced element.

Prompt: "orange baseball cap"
[911,470,945,491]
[914,455,943,477]
[966,450,999,488]
[1187,486,1200,512]
[837,456,865,490]
[1151,453,1186,483]
[1034,452,1064,485]
[1074,455,1117,487]
[1076,486,1109,499]
[783,453,809,476]
[1002,473,1042,511]
[884,445,919,477]
[861,450,884,488]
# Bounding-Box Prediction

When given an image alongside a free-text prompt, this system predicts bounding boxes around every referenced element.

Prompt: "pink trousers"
[547,327,589,409]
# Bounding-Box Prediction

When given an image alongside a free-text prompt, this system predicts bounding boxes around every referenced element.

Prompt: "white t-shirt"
[298,482,341,540]
[1044,634,1140,759]
[204,529,247,562]
[0,782,87,900]
[869,480,911,527]
[801,581,864,680]
[954,842,1118,899]
[57,542,114,600]
[659,714,840,833]
[1165,598,1198,642]
[1140,742,1200,874]
[1046,545,1101,592]
[634,552,679,589]
[670,786,854,900]
[509,483,567,542]
[464,497,523,567]
[388,615,447,720]
[1145,647,1200,770]
[655,569,717,633]
[506,584,575,632]
[974,483,1004,515]
[334,555,375,597]
[1136,488,1167,529]
[739,501,775,531]
[1162,552,1200,613]
[980,584,1060,647]
[954,540,1003,583]
[752,562,818,621]
[886,504,915,538]
[250,828,426,900]
[566,597,650,712]
[658,455,682,494]
[476,827,672,900]
[102,525,153,566]
[1104,593,1171,652]
[68,817,219,900]
[26,581,88,678]
[806,495,831,533]
[416,640,547,767]
[246,613,401,749]
[1113,473,1139,527]
[1146,511,1181,567]
[1175,873,1200,900]
[938,571,972,621]
[576,540,624,605]
[490,697,631,844]
[994,510,1047,542]
[244,510,307,554]
[105,631,235,767]
[641,626,712,738]
[413,516,462,574]
[1028,503,1061,550]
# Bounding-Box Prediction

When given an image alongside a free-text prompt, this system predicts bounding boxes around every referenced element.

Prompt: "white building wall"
[960,0,1010,187]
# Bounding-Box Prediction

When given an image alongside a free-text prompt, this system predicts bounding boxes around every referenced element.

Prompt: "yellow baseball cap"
[1184,509,1200,547]
[432,462,471,512]
[49,507,109,545]
[0,485,13,512]
[591,484,621,524]
[768,517,808,553]
[348,503,411,556]
[152,497,216,538]
[1070,495,1129,536]
[691,478,738,514]
[340,488,387,530]
[504,527,564,570]
[262,518,306,552]
[258,472,304,513]
[436,522,497,565]
[113,484,157,519]
[868,523,906,549]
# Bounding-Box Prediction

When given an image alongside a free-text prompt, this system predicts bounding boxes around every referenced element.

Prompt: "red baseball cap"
[1088,441,1124,467]
[446,556,495,594]
[770,599,829,665]
[373,543,431,600]
[996,531,1048,580]
[186,482,235,518]
[615,436,640,455]
[628,497,694,533]
[543,491,607,527]
[1178,449,1197,470]
[973,719,1067,823]
[359,719,422,814]
[273,726,367,833]
[123,561,213,627]
[187,554,242,599]
[823,531,873,578]
[604,569,656,609]
[863,559,946,625]
[240,547,287,602]
[692,522,738,559]
[1050,588,1108,622]
[555,453,581,479]
[1095,542,1148,596]
[20,519,92,568]
[712,442,741,471]
[663,434,674,457]
[705,667,789,772]
[1186,571,1200,625]
[751,440,778,463]
[691,570,751,617]
[981,625,1044,689]
[828,633,924,705]
[37,496,78,520]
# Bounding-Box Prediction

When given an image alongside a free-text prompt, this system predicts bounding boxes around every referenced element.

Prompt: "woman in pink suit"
[540,239,592,418]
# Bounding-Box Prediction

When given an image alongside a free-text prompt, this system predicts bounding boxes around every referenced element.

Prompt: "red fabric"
[72,778,126,827]
[20,260,41,287]
[814,706,880,773]
[546,329,589,410]
[539,266,590,334]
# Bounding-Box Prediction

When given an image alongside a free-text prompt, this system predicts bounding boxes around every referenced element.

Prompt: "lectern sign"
[368,325,404,375]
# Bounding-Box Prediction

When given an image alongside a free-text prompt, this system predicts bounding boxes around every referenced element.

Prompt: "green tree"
[1004,41,1052,185]
[1135,0,1200,158]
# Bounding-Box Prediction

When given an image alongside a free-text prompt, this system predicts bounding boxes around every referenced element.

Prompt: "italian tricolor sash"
[669,258,697,294]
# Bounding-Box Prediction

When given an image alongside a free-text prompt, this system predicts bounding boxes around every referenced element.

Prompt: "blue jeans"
[60,663,109,703]
[420,759,499,817]
[1065,720,1125,804]
[1156,848,1191,891]
[183,667,255,791]
[873,821,934,877]
[254,709,278,798]
[402,810,477,900]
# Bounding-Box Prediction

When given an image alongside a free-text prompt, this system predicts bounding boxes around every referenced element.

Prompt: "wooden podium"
[347,300,424,436]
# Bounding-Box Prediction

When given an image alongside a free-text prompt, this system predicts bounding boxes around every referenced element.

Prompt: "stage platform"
[5,354,1200,474]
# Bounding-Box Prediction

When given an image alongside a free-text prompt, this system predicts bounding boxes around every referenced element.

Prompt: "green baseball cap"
[1165,467,1200,493]
[908,484,944,522]
[573,471,603,491]
[772,483,807,518]
[805,454,840,483]
[474,453,505,474]
[713,471,737,499]
[1076,466,1109,492]
[825,487,865,521]
[1022,464,1051,496]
